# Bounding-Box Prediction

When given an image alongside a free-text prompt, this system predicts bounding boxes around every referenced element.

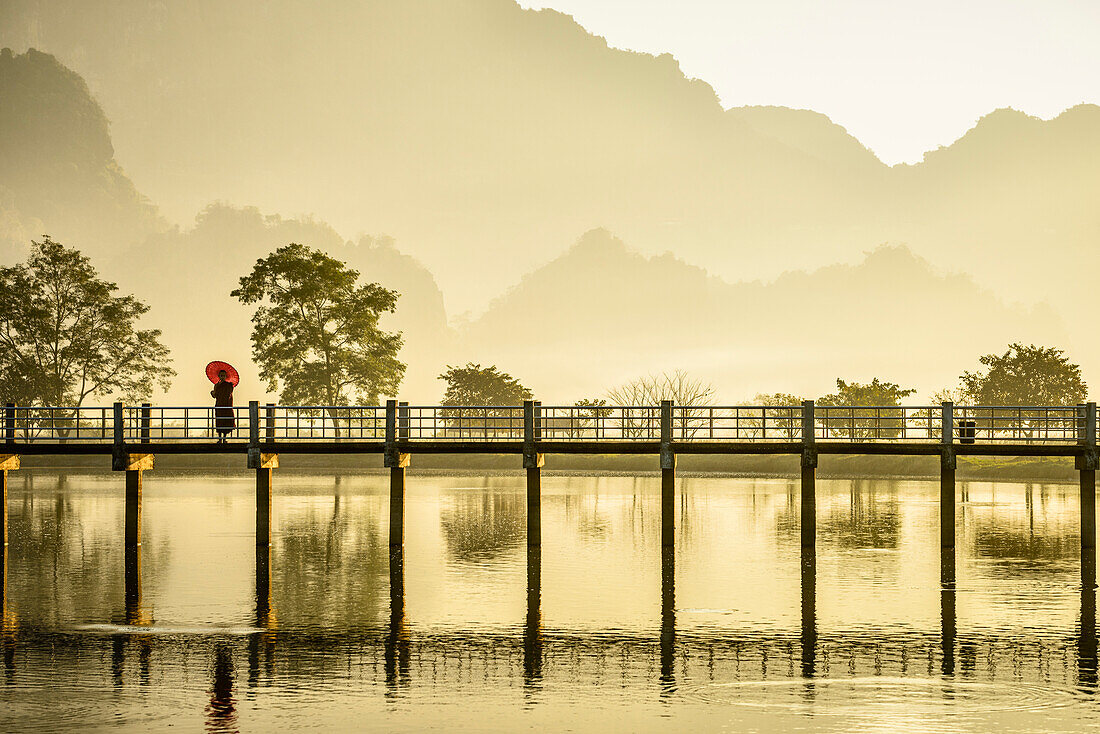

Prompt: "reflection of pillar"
[660,546,675,688]
[1080,549,1097,690]
[248,543,274,690]
[800,547,817,678]
[385,548,409,689]
[941,547,957,677]
[2,544,12,683]
[207,645,237,731]
[1080,403,1097,552]
[524,545,543,685]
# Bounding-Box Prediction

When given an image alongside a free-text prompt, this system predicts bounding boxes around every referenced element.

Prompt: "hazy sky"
[520,0,1100,164]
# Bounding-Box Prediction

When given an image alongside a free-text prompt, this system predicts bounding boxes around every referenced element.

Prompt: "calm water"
[0,470,1097,732]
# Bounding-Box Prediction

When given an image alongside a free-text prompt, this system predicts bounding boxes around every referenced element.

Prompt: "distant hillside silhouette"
[0,48,164,261]
[458,230,1065,400]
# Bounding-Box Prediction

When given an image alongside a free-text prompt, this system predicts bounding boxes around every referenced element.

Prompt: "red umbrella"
[205,361,240,386]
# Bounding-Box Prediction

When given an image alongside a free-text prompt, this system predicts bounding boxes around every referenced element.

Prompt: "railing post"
[800,400,817,548]
[940,402,956,550]
[4,403,14,445]
[1078,402,1098,552]
[398,401,409,441]
[660,400,675,548]
[524,400,543,547]
[265,404,275,442]
[140,402,151,445]
[385,399,408,547]
[112,402,125,470]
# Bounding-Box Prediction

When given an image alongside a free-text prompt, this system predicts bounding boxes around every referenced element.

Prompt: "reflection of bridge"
[2,401,1098,558]
[4,544,1096,712]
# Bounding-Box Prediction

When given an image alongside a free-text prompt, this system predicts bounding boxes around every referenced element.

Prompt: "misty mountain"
[0,48,165,262]
[111,205,451,404]
[2,0,1095,353]
[457,229,1064,401]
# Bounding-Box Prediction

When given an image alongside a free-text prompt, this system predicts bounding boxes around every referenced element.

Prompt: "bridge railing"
[1,406,115,443]
[539,405,660,441]
[402,405,525,441]
[0,403,1093,445]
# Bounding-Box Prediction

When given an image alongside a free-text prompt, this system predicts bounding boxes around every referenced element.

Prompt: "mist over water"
[1,471,1097,731]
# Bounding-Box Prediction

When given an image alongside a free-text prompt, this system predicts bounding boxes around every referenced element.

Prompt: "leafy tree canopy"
[0,235,174,406]
[818,378,915,407]
[960,343,1086,405]
[754,392,804,406]
[232,243,405,405]
[439,363,532,406]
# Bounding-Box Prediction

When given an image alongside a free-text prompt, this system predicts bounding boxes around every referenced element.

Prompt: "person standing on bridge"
[206,361,239,443]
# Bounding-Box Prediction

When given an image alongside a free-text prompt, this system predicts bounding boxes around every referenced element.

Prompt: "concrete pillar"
[385,400,409,547]
[524,400,543,547]
[941,402,956,549]
[800,400,817,548]
[660,400,675,548]
[1079,403,1098,552]
[256,467,273,547]
[125,469,142,551]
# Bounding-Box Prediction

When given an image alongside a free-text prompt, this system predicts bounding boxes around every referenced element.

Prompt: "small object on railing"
[958,420,976,444]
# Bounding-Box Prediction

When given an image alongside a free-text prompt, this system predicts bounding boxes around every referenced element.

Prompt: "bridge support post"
[941,402,956,550]
[247,401,279,547]
[112,402,154,584]
[385,400,410,547]
[660,400,675,548]
[524,400,544,547]
[1079,403,1098,552]
[800,400,817,548]
[0,455,18,548]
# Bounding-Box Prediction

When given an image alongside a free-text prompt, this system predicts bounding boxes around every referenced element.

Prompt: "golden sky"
[520,0,1100,164]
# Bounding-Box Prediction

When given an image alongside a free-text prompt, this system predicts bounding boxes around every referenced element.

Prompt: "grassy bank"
[14,452,1079,482]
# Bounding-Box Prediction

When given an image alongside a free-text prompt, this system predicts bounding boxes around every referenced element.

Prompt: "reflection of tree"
[973,531,1077,564]
[819,482,899,549]
[274,494,389,629]
[440,490,525,564]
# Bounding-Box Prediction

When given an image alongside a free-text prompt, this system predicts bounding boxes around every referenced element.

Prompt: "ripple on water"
[682,677,1087,716]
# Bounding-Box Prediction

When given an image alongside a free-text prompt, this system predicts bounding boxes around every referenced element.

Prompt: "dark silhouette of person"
[211,370,235,443]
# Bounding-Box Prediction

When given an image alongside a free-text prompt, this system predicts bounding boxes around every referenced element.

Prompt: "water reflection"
[801,547,816,679]
[660,546,675,692]
[941,547,956,677]
[0,472,1098,731]
[206,644,238,733]
[1082,549,1098,690]
[385,547,409,692]
[524,546,542,688]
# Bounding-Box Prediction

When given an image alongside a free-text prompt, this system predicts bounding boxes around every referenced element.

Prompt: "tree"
[960,343,1086,405]
[959,343,1086,440]
[438,363,532,436]
[232,244,405,435]
[0,236,174,416]
[751,392,805,439]
[570,398,613,438]
[606,370,716,438]
[818,378,915,439]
